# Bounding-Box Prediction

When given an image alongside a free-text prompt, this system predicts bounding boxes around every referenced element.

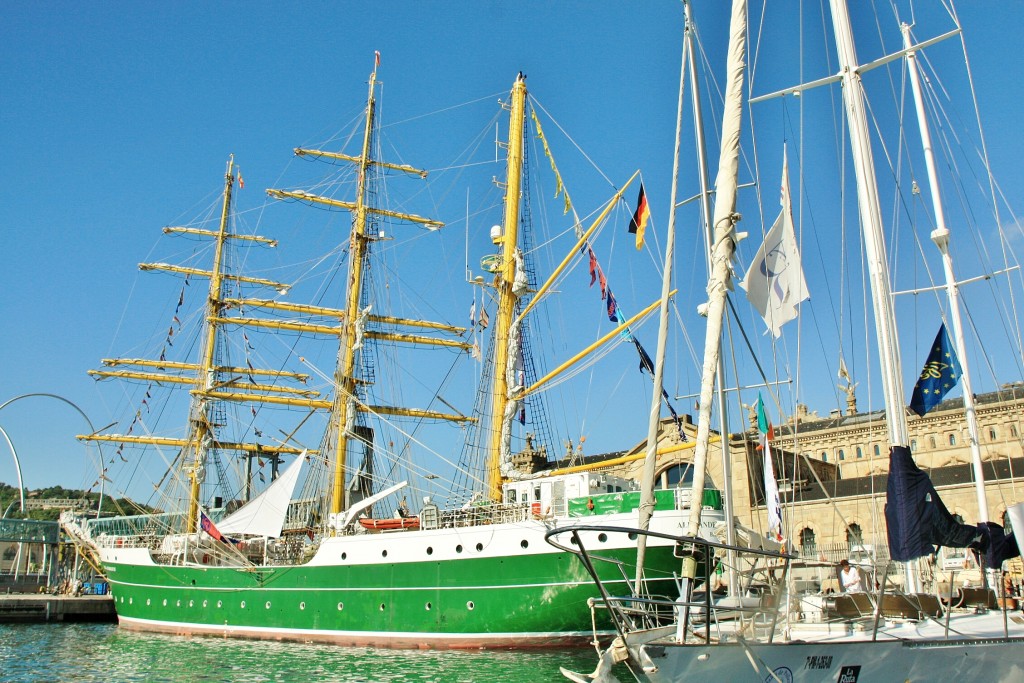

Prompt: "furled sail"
[884,445,980,561]
[217,454,305,538]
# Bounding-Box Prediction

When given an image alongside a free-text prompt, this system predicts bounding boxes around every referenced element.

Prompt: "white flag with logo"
[741,149,809,337]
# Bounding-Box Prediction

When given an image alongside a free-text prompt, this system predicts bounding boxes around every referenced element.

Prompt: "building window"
[838,449,845,461]
[873,444,881,456]
[929,436,937,449]
[821,452,828,462]
[800,527,816,552]
[948,433,956,446]
[910,439,917,451]
[846,523,863,547]
[1012,425,1019,438]
[856,447,863,459]
[989,428,997,441]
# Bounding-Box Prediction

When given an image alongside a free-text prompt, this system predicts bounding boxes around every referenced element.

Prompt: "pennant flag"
[741,149,809,337]
[588,248,598,287]
[628,183,651,250]
[531,109,572,215]
[755,394,783,539]
[238,169,244,189]
[838,356,851,382]
[469,301,476,327]
[606,289,620,323]
[908,323,962,417]
[374,50,381,68]
[479,307,490,329]
[200,511,227,543]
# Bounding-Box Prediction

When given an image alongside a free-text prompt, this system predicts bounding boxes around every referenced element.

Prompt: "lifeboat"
[358,516,420,531]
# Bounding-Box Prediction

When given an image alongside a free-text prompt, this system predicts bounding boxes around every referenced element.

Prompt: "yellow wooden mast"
[264,61,452,518]
[486,74,528,502]
[184,155,236,534]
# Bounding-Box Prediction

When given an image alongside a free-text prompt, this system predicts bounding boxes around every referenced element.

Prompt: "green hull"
[102,535,683,648]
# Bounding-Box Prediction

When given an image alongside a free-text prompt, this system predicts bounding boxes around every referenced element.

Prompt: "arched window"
[910,439,918,451]
[838,449,846,461]
[948,433,957,446]
[800,527,817,551]
[929,436,937,449]
[657,462,717,491]
[821,452,828,462]
[989,428,998,441]
[846,523,863,547]
[1004,510,1014,534]
[856,447,863,458]
[873,444,881,456]
[1011,425,1019,438]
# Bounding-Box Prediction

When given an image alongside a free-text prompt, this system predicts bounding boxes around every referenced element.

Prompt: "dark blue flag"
[606,289,619,323]
[908,323,962,417]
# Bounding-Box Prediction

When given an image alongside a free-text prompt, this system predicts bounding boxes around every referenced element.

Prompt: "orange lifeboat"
[358,517,421,531]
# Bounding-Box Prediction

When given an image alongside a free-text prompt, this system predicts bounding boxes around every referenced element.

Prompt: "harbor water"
[0,623,603,682]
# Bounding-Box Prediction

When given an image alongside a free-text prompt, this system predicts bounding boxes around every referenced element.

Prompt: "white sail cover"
[217,454,304,538]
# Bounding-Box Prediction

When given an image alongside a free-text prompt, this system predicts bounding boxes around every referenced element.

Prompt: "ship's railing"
[545,525,793,644]
[84,512,187,540]
[437,502,531,528]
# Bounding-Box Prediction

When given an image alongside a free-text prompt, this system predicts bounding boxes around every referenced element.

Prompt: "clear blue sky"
[2,1,1022,500]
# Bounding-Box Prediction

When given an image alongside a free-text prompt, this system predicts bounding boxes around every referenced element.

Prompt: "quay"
[0,593,116,623]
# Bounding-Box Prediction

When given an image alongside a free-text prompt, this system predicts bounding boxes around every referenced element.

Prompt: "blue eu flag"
[908,323,962,417]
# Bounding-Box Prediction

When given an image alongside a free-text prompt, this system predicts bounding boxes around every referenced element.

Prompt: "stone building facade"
[543,383,1024,565]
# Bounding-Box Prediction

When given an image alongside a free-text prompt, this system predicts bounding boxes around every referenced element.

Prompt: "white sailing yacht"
[553,0,1024,680]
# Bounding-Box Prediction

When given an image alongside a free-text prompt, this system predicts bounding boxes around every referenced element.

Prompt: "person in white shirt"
[839,559,862,592]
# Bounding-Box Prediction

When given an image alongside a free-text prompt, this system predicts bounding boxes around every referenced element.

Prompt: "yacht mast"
[635,1,689,582]
[681,0,747,584]
[829,0,910,449]
[902,23,988,521]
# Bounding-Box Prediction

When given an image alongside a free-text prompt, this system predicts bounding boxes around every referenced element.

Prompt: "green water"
[0,624,606,682]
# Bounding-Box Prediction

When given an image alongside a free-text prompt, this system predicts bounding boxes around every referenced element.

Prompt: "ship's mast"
[327,68,379,516]
[902,23,988,522]
[486,74,528,501]
[185,155,237,533]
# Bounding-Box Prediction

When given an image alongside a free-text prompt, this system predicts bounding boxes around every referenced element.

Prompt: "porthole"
[425,602,432,611]
[265,601,272,609]
[426,547,433,555]
[337,602,344,611]
[520,540,529,549]
[475,542,484,552]
[570,537,579,546]
[467,601,475,610]
[382,549,388,558]
[176,599,181,607]
[598,533,608,543]
[146,599,151,606]
[188,600,193,608]
[456,544,463,553]
[129,598,134,605]
[379,603,386,611]
[628,532,638,541]
[217,600,223,608]
[162,599,168,606]
[240,600,246,609]
[300,602,306,610]
[341,552,348,560]
[203,600,208,608]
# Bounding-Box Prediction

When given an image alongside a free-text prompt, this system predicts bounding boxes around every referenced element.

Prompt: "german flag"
[628,183,651,249]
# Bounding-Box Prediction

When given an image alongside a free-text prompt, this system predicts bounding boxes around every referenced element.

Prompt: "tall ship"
[68,64,730,648]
